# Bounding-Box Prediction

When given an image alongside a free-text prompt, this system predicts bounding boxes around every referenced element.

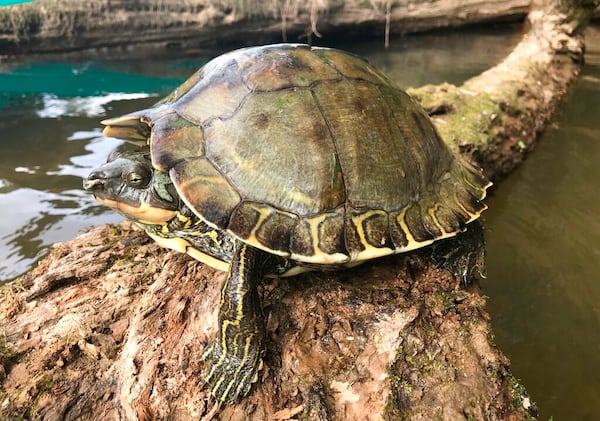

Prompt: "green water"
[0,1,33,6]
[0,24,598,419]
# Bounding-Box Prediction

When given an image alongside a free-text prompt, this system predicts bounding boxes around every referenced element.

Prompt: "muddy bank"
[0,0,530,56]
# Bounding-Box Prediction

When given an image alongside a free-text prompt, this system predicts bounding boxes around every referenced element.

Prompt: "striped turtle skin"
[92,43,490,404]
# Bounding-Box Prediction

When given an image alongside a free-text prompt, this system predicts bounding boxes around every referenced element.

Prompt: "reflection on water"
[0,56,220,280]
[0,23,598,420]
[36,93,152,118]
[482,35,600,418]
[0,123,125,279]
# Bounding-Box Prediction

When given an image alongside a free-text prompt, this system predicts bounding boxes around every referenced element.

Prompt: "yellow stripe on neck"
[146,231,230,272]
[96,197,176,223]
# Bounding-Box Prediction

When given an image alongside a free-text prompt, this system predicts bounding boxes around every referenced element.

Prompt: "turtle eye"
[125,166,151,188]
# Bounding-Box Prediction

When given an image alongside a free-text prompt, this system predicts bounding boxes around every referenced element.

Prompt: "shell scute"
[312,78,420,211]
[237,44,341,91]
[313,47,396,86]
[150,113,205,172]
[203,88,344,217]
[174,56,251,126]
[170,158,241,228]
[403,203,435,243]
[289,208,349,263]
[228,202,298,257]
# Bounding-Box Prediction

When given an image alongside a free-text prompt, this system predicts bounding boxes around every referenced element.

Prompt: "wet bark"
[1,1,597,420]
[0,0,532,56]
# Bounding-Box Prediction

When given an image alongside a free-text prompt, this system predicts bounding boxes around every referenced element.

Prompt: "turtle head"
[84,150,182,224]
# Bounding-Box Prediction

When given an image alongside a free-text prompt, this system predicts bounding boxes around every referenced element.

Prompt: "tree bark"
[0,0,532,56]
[1,1,596,420]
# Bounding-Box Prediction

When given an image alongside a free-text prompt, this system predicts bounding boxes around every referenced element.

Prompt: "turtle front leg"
[202,241,266,403]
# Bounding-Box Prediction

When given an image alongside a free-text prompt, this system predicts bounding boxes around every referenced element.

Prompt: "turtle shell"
[102,44,490,264]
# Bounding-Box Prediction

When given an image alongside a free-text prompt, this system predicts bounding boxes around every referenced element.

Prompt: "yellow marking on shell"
[454,193,474,219]
[96,197,177,223]
[428,206,448,235]
[289,250,349,264]
[461,169,493,200]
[146,231,229,272]
[390,206,439,255]
[469,204,487,223]
[349,210,395,261]
[287,189,318,209]
[483,179,493,193]
[288,212,349,264]
[453,191,488,224]
[244,207,272,249]
[235,206,350,264]
[178,174,232,193]
[308,213,328,256]
[386,204,477,258]
[396,207,417,245]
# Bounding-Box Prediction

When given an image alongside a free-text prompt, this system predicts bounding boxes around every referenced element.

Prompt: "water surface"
[482,30,600,419]
[0,59,205,279]
[0,24,598,420]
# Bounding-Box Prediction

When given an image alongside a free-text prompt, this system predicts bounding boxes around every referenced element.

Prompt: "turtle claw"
[202,340,264,404]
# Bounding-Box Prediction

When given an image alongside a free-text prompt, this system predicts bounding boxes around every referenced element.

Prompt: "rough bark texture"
[0,0,531,56]
[0,224,528,420]
[1,1,597,420]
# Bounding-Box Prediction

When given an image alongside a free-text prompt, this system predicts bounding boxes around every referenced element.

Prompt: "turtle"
[83,43,490,404]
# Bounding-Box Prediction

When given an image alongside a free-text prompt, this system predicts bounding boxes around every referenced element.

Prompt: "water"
[482,34,600,419]
[0,1,33,5]
[0,59,195,279]
[0,24,598,419]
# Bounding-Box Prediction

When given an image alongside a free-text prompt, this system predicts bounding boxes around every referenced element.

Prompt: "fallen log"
[0,0,531,56]
[1,0,596,419]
